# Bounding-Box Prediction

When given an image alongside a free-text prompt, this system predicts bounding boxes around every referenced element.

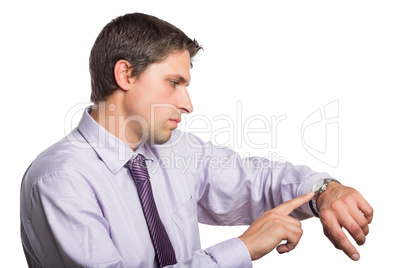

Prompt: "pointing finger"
[274,192,315,215]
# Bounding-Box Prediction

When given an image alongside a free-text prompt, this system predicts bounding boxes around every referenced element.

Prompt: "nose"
[177,86,193,114]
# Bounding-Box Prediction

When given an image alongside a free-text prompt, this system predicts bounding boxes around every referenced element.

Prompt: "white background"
[1,0,401,267]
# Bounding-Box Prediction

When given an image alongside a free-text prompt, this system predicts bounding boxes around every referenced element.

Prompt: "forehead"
[143,50,191,80]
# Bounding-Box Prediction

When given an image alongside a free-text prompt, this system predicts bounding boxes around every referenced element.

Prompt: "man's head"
[89,13,202,146]
[89,12,202,103]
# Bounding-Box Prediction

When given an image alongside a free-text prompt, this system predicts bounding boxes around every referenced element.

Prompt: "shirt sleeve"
[184,133,332,224]
[204,238,252,268]
[20,169,127,268]
[176,238,252,268]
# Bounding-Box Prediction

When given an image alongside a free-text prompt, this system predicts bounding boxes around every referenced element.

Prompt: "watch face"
[313,180,324,192]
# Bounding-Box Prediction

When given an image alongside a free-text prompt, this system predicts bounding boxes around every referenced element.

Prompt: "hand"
[317,182,374,261]
[239,192,314,260]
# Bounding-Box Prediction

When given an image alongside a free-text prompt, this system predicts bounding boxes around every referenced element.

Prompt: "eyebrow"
[169,74,190,86]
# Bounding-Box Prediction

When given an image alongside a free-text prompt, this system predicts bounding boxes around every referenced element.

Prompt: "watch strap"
[309,178,341,217]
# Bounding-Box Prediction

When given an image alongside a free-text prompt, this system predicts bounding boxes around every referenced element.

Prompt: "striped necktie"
[125,154,177,267]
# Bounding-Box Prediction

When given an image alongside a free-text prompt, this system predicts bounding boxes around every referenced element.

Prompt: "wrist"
[309,179,341,217]
[316,180,342,209]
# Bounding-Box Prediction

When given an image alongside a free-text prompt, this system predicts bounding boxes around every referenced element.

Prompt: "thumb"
[276,244,291,254]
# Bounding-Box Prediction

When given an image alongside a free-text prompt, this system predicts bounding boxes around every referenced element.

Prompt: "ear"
[114,60,132,91]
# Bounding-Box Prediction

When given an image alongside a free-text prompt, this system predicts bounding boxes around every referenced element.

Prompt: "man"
[20,13,373,267]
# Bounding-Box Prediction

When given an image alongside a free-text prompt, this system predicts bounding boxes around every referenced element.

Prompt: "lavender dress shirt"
[20,107,331,267]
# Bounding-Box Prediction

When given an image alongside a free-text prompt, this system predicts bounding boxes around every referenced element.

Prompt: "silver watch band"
[309,178,341,217]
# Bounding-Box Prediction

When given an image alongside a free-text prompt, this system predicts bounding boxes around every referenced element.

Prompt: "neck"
[90,95,141,150]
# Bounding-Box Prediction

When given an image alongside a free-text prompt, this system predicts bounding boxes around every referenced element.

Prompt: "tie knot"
[133,153,146,164]
[125,154,146,167]
[125,154,149,183]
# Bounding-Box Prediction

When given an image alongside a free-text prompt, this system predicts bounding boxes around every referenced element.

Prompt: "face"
[123,50,193,145]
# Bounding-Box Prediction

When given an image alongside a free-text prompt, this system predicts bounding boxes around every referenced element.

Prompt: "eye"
[169,80,179,87]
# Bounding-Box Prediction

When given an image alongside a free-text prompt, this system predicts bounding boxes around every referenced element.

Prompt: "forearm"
[195,147,332,223]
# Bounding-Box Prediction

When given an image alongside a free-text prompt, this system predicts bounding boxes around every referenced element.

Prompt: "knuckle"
[362,225,370,236]
[323,228,330,238]
[347,186,358,195]
[344,193,360,207]
[366,207,374,218]
[329,200,344,212]
[261,211,270,219]
[369,207,374,215]
[267,211,280,220]
[298,228,304,238]
[273,222,286,233]
[319,209,333,221]
[278,224,287,232]
[269,217,282,227]
[358,219,369,231]
[349,224,363,238]
[333,232,346,243]
[270,211,280,218]
[357,236,366,246]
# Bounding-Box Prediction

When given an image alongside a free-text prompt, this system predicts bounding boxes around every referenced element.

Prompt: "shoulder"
[23,128,98,186]
[20,129,102,223]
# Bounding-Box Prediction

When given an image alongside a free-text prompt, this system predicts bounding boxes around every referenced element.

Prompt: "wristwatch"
[309,178,341,217]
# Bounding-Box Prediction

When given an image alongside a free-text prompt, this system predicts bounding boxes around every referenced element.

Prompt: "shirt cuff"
[205,237,252,268]
[298,172,334,216]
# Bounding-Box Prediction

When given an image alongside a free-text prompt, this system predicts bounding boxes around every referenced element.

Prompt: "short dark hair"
[89,12,202,102]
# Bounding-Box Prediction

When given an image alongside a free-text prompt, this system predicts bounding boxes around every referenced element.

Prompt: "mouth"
[170,118,181,123]
[169,118,181,128]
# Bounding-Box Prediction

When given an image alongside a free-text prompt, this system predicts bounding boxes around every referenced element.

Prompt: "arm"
[179,132,374,264]
[179,133,330,263]
[191,137,328,224]
[21,171,126,267]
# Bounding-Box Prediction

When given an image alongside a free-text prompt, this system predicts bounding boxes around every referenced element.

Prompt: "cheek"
[127,82,175,124]
[123,96,151,129]
[152,107,169,124]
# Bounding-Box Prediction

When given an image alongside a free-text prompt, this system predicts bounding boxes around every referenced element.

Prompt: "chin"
[147,130,172,145]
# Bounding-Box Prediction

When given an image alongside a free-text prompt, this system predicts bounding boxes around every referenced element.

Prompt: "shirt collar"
[77,106,154,174]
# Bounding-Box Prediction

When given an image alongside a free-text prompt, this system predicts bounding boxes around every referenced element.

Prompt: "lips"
[169,118,181,129]
[169,118,181,124]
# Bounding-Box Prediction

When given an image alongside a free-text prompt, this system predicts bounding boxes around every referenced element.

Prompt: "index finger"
[274,192,315,215]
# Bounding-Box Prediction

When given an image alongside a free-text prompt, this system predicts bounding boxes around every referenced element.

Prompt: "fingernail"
[352,254,360,261]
